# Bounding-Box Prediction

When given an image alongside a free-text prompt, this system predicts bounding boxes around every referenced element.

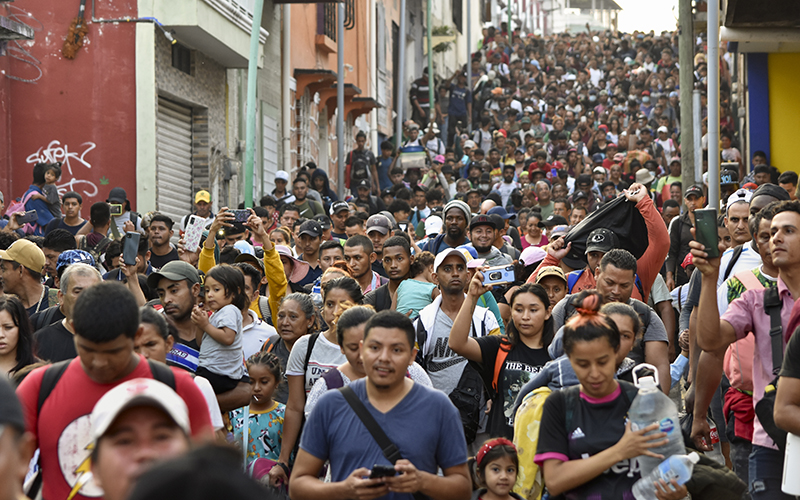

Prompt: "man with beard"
[420,200,471,255]
[148,214,179,269]
[148,261,250,411]
[414,248,500,448]
[466,215,512,266]
[292,177,325,219]
[364,236,412,311]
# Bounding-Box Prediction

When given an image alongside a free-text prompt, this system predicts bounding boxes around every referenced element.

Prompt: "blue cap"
[457,245,478,259]
[592,153,604,163]
[487,206,517,220]
[56,249,96,274]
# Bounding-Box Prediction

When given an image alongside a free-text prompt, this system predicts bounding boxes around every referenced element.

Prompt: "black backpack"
[350,155,370,183]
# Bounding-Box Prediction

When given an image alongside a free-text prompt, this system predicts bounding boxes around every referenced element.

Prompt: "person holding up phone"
[448,274,553,439]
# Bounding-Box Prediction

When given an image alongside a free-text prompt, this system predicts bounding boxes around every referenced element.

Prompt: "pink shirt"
[721,277,795,449]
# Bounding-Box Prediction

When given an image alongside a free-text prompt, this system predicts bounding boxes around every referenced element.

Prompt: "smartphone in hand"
[694,208,720,259]
[122,232,141,266]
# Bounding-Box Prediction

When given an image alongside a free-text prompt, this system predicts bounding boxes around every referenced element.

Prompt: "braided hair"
[246,350,282,382]
[563,290,621,355]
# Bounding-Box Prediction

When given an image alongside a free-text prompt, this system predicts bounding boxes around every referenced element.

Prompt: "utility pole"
[244,0,264,207]
[707,0,720,208]
[678,0,695,191]
[427,0,434,128]
[394,0,407,150]
[337,1,345,199]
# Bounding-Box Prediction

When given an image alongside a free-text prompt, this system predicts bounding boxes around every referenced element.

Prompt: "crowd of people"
[2,19,800,500]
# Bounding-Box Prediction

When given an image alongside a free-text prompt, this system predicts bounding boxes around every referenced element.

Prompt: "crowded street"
[1,0,800,499]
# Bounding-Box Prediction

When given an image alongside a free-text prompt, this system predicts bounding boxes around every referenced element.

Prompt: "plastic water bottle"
[628,364,686,475]
[632,452,700,500]
[700,417,725,465]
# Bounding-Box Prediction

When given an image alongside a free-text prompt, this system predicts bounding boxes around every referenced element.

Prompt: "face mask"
[643,97,650,103]
[480,184,491,191]
[589,95,597,102]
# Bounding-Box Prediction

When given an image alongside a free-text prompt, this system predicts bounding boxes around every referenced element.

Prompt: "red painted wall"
[2,0,138,211]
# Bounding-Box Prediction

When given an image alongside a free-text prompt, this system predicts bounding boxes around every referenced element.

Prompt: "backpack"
[512,386,551,500]
[6,190,42,235]
[722,244,745,282]
[754,286,788,450]
[25,359,177,498]
[78,234,113,270]
[350,155,370,183]
[257,296,272,326]
[415,311,488,444]
[566,269,645,300]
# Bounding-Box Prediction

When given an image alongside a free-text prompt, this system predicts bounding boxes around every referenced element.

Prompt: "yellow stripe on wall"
[768,53,800,174]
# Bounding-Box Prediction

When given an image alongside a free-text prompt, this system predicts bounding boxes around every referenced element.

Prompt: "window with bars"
[319,3,336,40]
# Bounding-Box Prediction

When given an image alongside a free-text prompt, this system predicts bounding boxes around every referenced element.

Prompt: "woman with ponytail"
[449,276,554,439]
[534,290,687,500]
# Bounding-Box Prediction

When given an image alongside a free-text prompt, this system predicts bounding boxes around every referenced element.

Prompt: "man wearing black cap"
[355,178,386,214]
[328,201,350,240]
[466,215,512,267]
[295,220,323,287]
[569,174,599,212]
[0,377,35,500]
[106,187,142,236]
[666,184,706,289]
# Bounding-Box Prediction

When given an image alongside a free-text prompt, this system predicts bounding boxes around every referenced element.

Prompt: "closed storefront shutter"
[156,97,193,228]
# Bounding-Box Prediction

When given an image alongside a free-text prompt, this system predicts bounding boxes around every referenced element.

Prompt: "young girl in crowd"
[472,438,524,500]
[30,162,62,218]
[0,296,36,376]
[535,291,687,500]
[191,264,246,394]
[449,281,554,438]
[230,351,285,466]
[396,250,438,319]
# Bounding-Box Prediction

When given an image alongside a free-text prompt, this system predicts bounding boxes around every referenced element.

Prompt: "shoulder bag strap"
[303,333,320,375]
[763,286,784,375]
[340,386,403,464]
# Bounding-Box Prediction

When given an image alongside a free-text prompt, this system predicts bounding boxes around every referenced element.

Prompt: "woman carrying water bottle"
[534,291,688,500]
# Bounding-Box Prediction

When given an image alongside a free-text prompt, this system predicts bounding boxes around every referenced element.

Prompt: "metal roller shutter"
[156,97,193,228]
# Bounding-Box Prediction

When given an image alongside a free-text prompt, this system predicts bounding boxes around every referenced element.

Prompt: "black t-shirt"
[44,217,87,236]
[477,335,550,438]
[25,286,50,318]
[34,321,77,363]
[29,305,66,332]
[536,383,640,499]
[149,247,179,270]
[780,330,800,380]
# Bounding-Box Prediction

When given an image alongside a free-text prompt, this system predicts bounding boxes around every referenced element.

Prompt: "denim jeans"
[749,444,793,499]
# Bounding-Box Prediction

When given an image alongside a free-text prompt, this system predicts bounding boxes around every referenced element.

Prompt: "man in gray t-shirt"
[548,249,671,392]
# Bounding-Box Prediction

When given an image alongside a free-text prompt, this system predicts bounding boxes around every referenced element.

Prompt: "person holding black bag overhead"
[690,200,800,500]
[289,311,471,500]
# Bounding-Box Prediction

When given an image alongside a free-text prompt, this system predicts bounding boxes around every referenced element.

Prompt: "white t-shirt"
[285,332,346,393]
[242,310,278,360]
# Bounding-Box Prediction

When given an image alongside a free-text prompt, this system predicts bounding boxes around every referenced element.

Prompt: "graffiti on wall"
[25,140,102,198]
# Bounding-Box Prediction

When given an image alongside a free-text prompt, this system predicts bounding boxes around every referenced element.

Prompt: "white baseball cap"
[464,140,476,149]
[657,126,669,134]
[424,215,443,236]
[275,171,290,182]
[90,378,190,442]
[433,248,469,273]
[726,188,753,211]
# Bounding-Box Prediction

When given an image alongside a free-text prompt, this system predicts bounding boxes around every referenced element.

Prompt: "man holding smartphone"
[290,311,471,500]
